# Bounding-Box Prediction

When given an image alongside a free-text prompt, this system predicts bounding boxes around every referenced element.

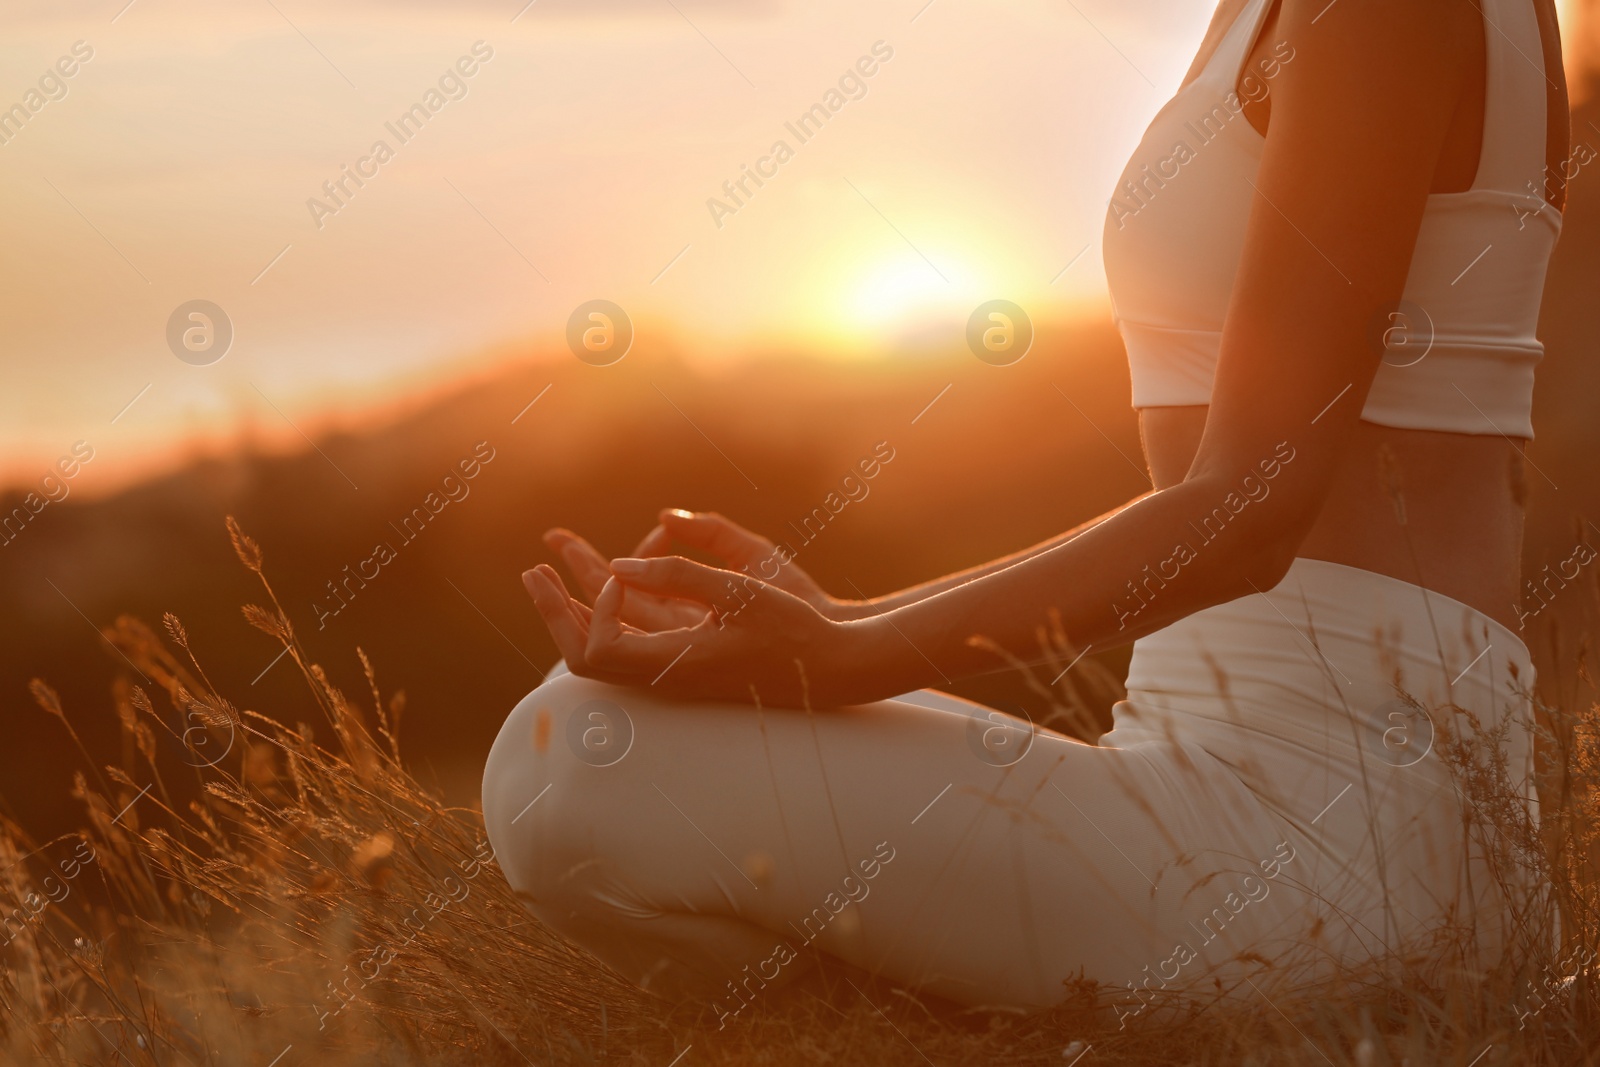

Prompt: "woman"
[484,0,1567,1017]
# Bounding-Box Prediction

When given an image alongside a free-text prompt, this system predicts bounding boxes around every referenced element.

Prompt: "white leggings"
[481,559,1534,1016]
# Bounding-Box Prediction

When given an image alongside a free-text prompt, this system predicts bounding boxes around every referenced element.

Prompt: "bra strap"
[1218,0,1274,88]
[1196,0,1267,88]
[1472,0,1550,196]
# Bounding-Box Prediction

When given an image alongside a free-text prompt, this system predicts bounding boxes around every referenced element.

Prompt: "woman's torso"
[1137,0,1569,634]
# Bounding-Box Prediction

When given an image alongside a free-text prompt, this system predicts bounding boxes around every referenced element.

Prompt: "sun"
[781,220,1073,353]
[838,251,984,339]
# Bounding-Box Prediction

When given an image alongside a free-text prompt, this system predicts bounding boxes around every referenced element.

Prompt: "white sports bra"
[1101,0,1561,439]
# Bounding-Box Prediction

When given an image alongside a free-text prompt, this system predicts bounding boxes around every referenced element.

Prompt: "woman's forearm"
[833,501,1141,620]
[831,473,1301,704]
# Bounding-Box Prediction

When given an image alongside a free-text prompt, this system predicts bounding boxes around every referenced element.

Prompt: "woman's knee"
[481,671,633,902]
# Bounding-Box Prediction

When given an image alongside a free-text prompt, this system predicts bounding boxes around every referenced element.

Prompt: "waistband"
[1112,558,1534,767]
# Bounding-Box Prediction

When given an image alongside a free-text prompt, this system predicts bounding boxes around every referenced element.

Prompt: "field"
[4,86,1600,1064]
[1,508,1597,1065]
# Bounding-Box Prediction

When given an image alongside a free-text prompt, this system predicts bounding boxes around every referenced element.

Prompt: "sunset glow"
[0,0,1586,494]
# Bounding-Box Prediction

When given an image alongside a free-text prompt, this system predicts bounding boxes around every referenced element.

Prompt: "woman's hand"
[543,526,708,632]
[546,509,867,623]
[650,510,857,618]
[522,555,863,708]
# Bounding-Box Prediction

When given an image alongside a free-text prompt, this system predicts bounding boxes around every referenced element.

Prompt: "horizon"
[0,307,1123,500]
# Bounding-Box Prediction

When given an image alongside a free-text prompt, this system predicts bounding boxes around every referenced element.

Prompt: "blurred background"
[2,0,1598,841]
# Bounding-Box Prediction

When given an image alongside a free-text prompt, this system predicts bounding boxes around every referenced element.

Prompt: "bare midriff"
[1137,0,1563,634]
[1140,406,1526,631]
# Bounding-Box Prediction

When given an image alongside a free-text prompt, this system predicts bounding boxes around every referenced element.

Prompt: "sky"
[0,0,1591,493]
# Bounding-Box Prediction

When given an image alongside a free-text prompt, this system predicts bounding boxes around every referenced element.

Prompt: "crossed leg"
[482,670,1308,1014]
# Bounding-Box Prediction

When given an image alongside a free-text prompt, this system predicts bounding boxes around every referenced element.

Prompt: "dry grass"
[2,519,1598,1066]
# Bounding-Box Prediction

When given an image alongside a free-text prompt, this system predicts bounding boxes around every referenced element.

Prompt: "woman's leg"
[482,671,1310,1016]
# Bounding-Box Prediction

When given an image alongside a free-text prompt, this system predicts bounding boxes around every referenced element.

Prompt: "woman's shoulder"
[1183,0,1478,96]
[1267,0,1481,119]
[1273,0,1479,62]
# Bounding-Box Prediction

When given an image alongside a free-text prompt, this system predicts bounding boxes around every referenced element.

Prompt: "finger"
[543,566,600,631]
[590,575,627,642]
[543,529,612,598]
[659,510,775,569]
[584,579,701,675]
[632,523,674,558]
[542,527,581,556]
[584,577,653,674]
[523,567,589,666]
[558,541,615,602]
[536,562,577,604]
[540,565,591,637]
[610,555,750,605]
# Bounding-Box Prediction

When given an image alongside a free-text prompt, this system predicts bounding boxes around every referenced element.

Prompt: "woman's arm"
[532,0,1480,708]
[837,500,1146,617]
[547,503,1145,623]
[825,0,1480,701]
